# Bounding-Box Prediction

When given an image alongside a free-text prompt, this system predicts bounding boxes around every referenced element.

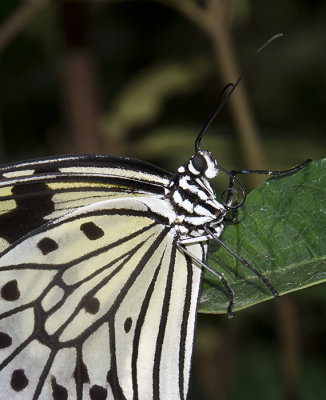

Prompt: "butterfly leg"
[229,158,312,180]
[204,226,278,299]
[177,243,235,318]
[223,158,312,221]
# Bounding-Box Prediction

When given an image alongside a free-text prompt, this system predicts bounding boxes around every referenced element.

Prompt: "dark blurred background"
[0,1,325,399]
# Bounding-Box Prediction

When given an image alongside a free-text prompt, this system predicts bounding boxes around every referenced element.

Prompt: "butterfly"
[0,34,311,399]
[0,144,228,400]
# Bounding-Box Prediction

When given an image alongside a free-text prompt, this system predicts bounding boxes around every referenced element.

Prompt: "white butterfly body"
[0,151,226,399]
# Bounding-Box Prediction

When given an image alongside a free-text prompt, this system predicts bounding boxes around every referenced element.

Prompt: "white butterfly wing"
[0,197,204,400]
[0,154,171,254]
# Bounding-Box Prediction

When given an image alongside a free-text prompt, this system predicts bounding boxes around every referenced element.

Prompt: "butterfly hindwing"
[0,197,204,399]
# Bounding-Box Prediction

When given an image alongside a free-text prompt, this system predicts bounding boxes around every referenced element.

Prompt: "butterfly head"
[179,150,218,180]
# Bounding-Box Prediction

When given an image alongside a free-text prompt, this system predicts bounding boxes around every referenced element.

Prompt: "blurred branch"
[275,296,301,400]
[61,51,100,153]
[60,1,100,153]
[0,0,47,161]
[0,0,47,54]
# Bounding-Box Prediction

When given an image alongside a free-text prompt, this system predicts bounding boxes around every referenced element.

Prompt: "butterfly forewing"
[0,155,171,254]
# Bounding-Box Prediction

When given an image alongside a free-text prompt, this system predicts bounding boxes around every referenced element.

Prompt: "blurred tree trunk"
[60,1,100,153]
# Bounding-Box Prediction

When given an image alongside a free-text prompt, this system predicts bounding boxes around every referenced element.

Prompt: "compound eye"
[192,153,207,173]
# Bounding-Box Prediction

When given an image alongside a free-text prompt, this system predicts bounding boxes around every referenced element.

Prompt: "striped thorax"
[166,150,226,239]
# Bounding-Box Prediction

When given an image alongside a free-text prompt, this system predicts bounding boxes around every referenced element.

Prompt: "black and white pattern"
[0,150,225,400]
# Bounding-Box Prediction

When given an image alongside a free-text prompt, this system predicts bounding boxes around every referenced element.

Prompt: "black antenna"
[195,33,283,152]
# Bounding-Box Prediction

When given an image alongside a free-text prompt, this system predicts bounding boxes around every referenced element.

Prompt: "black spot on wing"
[0,182,55,245]
[11,369,28,391]
[51,377,68,400]
[80,222,104,240]
[84,297,100,315]
[90,384,108,400]
[1,279,20,301]
[74,359,90,384]
[37,237,58,255]
[0,332,12,348]
[124,317,132,333]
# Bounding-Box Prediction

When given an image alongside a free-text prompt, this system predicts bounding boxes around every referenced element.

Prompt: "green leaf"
[198,159,326,314]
